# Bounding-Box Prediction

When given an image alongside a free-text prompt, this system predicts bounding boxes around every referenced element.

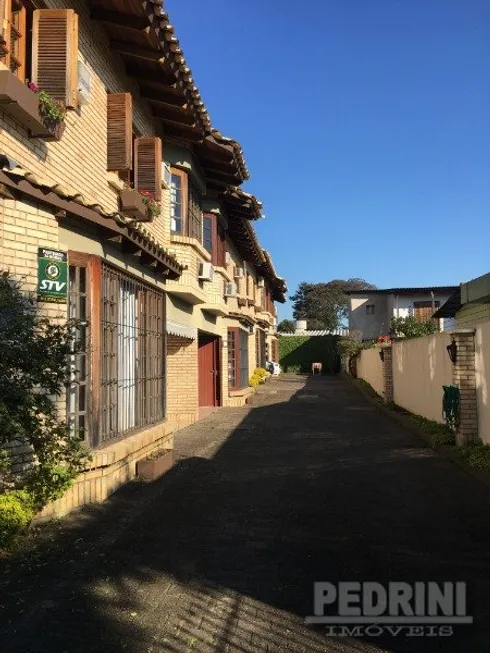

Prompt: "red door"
[198,333,221,407]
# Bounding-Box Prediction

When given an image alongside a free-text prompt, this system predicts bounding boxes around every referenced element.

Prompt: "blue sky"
[166,0,490,320]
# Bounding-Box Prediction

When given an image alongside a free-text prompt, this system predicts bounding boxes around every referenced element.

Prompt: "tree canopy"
[277,319,295,333]
[291,279,376,331]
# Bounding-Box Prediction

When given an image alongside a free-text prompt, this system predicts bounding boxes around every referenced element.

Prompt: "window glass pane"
[170,173,183,234]
[203,216,213,254]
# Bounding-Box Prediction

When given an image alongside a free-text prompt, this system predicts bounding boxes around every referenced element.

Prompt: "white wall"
[475,322,490,445]
[349,295,389,340]
[350,292,455,340]
[392,332,453,423]
[356,348,385,398]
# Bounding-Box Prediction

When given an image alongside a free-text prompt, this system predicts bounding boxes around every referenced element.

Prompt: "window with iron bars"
[100,263,165,444]
[67,256,166,449]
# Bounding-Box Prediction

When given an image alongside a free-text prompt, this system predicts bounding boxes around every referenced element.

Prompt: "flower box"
[119,189,153,222]
[237,297,247,307]
[0,70,56,140]
[136,448,173,481]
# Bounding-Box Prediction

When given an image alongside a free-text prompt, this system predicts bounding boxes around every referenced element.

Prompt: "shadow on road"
[1,375,490,652]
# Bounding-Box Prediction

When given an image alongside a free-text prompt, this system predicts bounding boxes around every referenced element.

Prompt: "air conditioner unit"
[162,162,172,189]
[234,267,245,278]
[198,262,214,282]
[257,277,265,288]
[224,282,237,298]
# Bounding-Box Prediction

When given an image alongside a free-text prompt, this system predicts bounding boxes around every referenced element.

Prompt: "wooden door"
[198,333,221,407]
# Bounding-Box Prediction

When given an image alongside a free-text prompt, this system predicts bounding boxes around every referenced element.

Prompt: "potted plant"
[136,448,173,481]
[28,82,66,141]
[119,186,161,222]
[138,190,161,220]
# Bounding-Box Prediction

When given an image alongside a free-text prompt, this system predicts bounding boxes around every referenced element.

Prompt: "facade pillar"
[452,331,478,446]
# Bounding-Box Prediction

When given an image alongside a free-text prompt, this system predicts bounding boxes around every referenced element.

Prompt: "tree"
[277,319,295,333]
[390,316,438,339]
[291,279,376,331]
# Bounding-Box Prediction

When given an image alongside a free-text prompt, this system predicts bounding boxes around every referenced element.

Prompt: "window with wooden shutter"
[0,0,8,51]
[107,93,132,172]
[134,137,162,201]
[0,0,33,81]
[32,8,78,107]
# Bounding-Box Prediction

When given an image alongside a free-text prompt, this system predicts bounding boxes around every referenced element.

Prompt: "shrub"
[249,375,261,388]
[0,274,90,518]
[457,441,490,471]
[253,367,268,379]
[0,490,35,549]
[284,365,301,374]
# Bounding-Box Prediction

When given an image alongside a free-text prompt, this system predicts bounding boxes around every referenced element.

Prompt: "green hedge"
[279,335,341,374]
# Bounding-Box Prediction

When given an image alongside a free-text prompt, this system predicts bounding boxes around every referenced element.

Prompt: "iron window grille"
[100,263,166,444]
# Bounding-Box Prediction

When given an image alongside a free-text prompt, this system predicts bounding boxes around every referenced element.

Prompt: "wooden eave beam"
[151,105,195,126]
[126,69,178,88]
[139,87,187,108]
[91,8,150,31]
[158,119,203,142]
[111,41,164,63]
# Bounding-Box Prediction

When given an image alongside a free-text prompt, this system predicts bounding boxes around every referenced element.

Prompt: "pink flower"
[28,81,39,92]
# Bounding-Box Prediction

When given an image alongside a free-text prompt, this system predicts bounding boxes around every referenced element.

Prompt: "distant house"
[347,286,458,341]
[434,273,490,328]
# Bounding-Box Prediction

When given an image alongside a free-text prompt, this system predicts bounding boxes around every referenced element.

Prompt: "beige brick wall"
[166,334,199,429]
[0,0,168,249]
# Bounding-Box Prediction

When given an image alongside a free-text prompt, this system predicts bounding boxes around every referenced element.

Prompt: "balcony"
[0,70,64,141]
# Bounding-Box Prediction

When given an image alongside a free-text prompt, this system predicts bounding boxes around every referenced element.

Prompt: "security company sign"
[37,248,68,303]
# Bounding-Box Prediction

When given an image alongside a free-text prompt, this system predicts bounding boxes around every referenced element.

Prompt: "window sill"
[170,235,211,261]
[229,386,253,398]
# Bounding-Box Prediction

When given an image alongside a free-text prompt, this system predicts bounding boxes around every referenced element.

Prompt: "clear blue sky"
[166,0,490,320]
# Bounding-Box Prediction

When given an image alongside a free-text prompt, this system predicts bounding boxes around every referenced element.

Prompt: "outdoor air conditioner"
[257,277,265,288]
[224,282,237,298]
[234,267,245,278]
[162,162,172,189]
[198,261,214,282]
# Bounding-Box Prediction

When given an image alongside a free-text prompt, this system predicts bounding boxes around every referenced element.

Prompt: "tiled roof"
[346,286,458,296]
[432,291,462,319]
[0,162,183,277]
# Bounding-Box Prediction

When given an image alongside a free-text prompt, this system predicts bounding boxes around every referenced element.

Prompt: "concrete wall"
[356,347,385,397]
[392,332,453,423]
[475,322,490,445]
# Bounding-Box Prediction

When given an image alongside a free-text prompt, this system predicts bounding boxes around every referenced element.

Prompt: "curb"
[347,375,490,489]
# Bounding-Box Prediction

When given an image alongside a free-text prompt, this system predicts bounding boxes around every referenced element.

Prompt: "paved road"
[1,375,490,652]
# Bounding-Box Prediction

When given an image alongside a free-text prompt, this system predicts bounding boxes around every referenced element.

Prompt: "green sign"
[37,248,68,303]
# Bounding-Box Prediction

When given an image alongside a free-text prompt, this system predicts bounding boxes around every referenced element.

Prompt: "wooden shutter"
[32,9,79,107]
[107,93,132,171]
[0,0,11,51]
[134,137,162,200]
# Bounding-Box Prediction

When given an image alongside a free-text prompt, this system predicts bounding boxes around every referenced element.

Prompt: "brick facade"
[452,331,478,445]
[166,335,199,430]
[0,1,285,519]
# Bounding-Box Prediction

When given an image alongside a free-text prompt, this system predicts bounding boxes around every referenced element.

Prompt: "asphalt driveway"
[1,375,490,652]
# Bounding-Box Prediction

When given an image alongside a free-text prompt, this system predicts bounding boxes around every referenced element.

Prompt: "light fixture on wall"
[447,339,457,364]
